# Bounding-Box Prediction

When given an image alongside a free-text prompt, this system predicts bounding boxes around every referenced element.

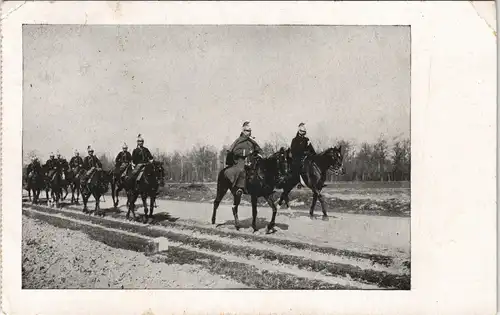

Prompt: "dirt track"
[22,191,410,289]
[22,216,247,289]
[93,193,410,257]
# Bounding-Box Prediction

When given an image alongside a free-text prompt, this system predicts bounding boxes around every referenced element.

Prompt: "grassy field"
[158,181,411,217]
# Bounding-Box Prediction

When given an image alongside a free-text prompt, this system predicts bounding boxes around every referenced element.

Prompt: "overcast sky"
[23,25,410,161]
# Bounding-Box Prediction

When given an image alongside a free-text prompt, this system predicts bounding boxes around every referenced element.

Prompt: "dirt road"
[94,194,410,257]
[22,215,247,289]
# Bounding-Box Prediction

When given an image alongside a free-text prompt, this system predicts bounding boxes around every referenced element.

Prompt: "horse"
[277,145,344,218]
[59,161,70,201]
[126,161,165,223]
[25,163,45,204]
[80,168,111,216]
[45,166,65,208]
[110,163,133,208]
[66,166,84,204]
[211,148,288,234]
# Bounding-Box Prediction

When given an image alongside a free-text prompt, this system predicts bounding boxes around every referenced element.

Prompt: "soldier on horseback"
[56,151,69,179]
[114,143,132,181]
[44,152,59,180]
[225,121,263,196]
[288,122,316,182]
[26,156,41,179]
[81,145,102,190]
[130,134,154,183]
[69,150,84,172]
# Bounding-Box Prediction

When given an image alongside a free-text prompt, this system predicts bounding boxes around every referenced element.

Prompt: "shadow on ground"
[218,217,289,231]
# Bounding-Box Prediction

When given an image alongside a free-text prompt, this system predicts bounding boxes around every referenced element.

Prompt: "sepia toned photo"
[21,24,410,290]
[2,2,496,315]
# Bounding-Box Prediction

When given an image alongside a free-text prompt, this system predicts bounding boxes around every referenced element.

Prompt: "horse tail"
[214,167,230,204]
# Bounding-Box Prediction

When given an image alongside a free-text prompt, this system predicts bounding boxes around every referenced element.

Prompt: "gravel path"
[22,216,247,289]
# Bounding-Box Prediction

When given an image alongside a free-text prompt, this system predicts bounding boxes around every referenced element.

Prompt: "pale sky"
[23,25,410,161]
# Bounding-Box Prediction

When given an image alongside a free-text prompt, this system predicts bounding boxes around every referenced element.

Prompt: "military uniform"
[81,147,102,187]
[288,124,316,181]
[26,159,41,179]
[130,135,154,182]
[115,149,132,178]
[224,122,263,193]
[69,155,84,169]
[45,157,58,180]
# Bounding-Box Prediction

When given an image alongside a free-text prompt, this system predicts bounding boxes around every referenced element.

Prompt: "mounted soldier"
[26,156,41,180]
[81,145,102,190]
[288,122,316,182]
[114,143,132,181]
[130,134,154,183]
[224,121,263,196]
[69,150,84,172]
[44,152,59,181]
[56,151,69,178]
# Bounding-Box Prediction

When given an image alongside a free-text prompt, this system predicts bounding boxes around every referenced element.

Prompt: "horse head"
[323,145,345,175]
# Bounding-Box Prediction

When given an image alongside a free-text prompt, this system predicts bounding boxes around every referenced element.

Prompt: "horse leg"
[149,193,156,223]
[266,195,278,233]
[251,195,258,232]
[111,183,118,208]
[63,186,68,200]
[232,191,242,230]
[76,185,80,204]
[317,191,328,218]
[212,175,229,225]
[278,183,294,210]
[127,192,138,220]
[310,191,318,217]
[95,193,103,216]
[142,193,149,223]
[82,193,89,213]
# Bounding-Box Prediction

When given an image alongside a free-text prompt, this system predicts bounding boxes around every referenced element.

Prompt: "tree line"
[24,134,410,183]
[99,135,410,183]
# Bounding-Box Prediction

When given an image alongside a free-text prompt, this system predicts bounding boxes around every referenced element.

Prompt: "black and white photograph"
[21,24,411,290]
[2,1,496,315]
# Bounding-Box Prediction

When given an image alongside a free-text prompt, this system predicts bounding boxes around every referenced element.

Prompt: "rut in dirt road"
[23,202,411,289]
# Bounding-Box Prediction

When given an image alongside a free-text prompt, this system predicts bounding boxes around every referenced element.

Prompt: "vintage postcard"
[1,1,497,315]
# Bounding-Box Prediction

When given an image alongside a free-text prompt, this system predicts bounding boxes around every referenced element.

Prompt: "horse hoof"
[322,215,329,221]
[266,227,277,234]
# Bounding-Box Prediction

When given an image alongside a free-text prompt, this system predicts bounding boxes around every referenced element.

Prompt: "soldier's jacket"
[290,133,316,159]
[228,133,263,159]
[132,147,153,165]
[26,161,41,176]
[57,158,68,170]
[83,155,102,170]
[69,156,84,168]
[115,151,132,166]
[45,159,58,170]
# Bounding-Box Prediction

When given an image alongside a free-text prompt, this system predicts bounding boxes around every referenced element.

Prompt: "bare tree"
[372,135,389,181]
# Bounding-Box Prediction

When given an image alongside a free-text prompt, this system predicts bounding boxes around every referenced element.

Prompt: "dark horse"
[25,163,45,204]
[211,148,288,234]
[126,161,165,223]
[80,168,111,216]
[66,165,83,204]
[277,145,344,218]
[110,163,133,208]
[45,166,65,208]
